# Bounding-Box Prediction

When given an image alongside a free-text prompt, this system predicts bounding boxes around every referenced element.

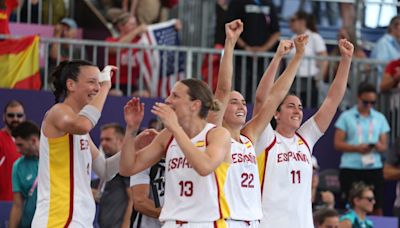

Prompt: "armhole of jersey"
[205,126,217,146]
[295,132,311,156]
[240,132,254,145]
[260,136,276,195]
[163,136,174,157]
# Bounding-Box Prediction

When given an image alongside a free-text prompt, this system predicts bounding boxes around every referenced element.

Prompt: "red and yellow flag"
[0,35,41,90]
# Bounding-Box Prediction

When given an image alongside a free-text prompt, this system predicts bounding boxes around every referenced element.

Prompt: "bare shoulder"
[209,126,230,141]
[42,103,74,137]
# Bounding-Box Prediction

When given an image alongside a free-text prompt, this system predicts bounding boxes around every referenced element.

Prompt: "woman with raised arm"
[254,39,354,228]
[119,79,231,227]
[209,19,307,227]
[31,61,121,227]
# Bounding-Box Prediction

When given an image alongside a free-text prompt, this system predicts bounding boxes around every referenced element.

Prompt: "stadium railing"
[1,35,398,141]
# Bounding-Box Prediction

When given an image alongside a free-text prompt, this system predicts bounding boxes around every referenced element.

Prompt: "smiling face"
[67,66,100,105]
[275,95,303,130]
[223,91,247,128]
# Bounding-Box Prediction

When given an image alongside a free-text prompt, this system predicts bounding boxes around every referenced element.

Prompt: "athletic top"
[255,118,323,228]
[225,135,262,220]
[32,131,95,228]
[159,123,230,222]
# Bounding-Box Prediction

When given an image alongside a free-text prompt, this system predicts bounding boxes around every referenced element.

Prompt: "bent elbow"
[195,167,214,177]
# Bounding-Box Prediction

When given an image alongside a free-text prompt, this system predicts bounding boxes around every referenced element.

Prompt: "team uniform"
[224,135,262,228]
[255,118,323,228]
[159,123,230,228]
[32,132,95,228]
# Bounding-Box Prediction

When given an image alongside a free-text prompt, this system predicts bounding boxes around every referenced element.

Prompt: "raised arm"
[241,35,307,142]
[152,103,231,176]
[253,40,293,116]
[314,39,354,133]
[119,98,167,176]
[48,66,116,135]
[208,19,243,126]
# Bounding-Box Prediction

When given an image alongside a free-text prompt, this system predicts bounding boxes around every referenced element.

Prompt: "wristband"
[79,105,101,127]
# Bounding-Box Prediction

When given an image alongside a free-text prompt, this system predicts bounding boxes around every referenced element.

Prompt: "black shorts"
[339,168,384,209]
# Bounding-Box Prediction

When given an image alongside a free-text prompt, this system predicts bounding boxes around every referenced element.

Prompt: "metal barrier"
[378,88,400,143]
[1,34,398,140]
[36,37,388,100]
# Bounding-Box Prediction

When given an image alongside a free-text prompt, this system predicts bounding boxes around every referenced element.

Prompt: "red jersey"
[105,36,141,87]
[0,129,21,200]
[0,0,18,34]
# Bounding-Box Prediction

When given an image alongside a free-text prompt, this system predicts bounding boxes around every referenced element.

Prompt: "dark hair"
[3,100,24,114]
[357,82,376,96]
[180,79,220,118]
[11,121,40,139]
[100,123,125,137]
[51,60,95,103]
[276,91,299,112]
[313,208,339,226]
[388,16,400,33]
[348,181,374,208]
[294,11,317,33]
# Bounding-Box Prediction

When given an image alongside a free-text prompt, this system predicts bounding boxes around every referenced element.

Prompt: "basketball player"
[31,61,121,227]
[254,39,354,228]
[211,20,306,227]
[120,79,232,227]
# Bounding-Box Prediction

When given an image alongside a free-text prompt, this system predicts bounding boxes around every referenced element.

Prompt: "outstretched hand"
[276,40,294,57]
[225,19,243,44]
[338,39,354,59]
[151,102,180,133]
[124,97,144,129]
[134,128,158,150]
[293,34,309,55]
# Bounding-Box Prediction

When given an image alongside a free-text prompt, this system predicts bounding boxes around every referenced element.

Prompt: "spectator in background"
[313,208,339,228]
[289,10,328,108]
[8,121,39,228]
[0,0,18,34]
[98,123,133,228]
[370,16,400,81]
[383,137,400,228]
[339,182,374,228]
[380,58,400,92]
[130,0,167,25]
[0,100,25,201]
[225,0,280,101]
[106,12,181,96]
[312,156,335,211]
[334,82,390,215]
[323,26,369,109]
[49,18,82,72]
[106,12,148,95]
[19,0,66,24]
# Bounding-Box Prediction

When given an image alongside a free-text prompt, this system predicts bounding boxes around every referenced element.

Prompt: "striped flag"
[0,35,41,90]
[136,19,185,97]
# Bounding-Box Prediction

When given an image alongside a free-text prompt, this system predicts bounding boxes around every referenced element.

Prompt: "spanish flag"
[0,35,41,90]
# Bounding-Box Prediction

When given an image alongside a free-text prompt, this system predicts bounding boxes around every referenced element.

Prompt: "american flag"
[136,19,185,97]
